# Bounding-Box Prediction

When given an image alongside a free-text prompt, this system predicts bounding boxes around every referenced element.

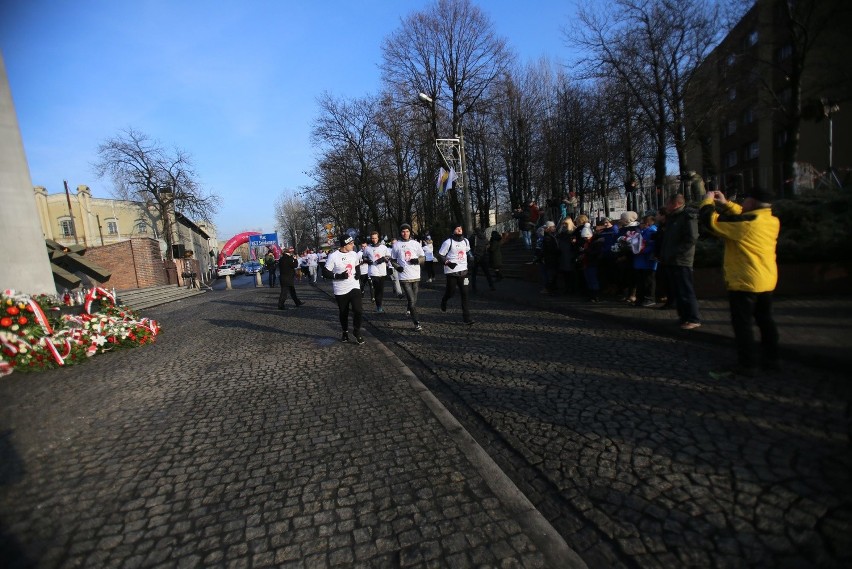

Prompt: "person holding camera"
[700,188,780,378]
[322,235,364,344]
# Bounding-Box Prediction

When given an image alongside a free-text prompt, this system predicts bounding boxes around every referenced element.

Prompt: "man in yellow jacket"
[699,187,781,378]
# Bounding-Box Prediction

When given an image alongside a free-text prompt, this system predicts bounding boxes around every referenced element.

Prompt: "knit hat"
[743,186,774,203]
[338,235,353,247]
[399,223,412,232]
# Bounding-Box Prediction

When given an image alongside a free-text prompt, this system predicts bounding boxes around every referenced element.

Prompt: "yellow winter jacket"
[699,196,780,293]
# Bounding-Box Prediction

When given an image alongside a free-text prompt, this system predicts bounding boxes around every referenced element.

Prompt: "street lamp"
[417,92,472,235]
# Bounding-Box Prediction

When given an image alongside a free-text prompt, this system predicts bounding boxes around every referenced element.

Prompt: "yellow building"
[33,184,219,276]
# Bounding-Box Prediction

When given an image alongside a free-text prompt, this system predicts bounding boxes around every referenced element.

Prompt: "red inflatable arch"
[218,232,281,266]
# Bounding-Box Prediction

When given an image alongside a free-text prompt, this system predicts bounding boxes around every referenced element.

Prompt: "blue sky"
[1,0,584,240]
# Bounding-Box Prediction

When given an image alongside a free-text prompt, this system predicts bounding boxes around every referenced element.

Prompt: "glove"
[335,271,348,280]
[446,262,457,269]
[364,257,373,265]
[355,266,361,278]
[374,257,386,265]
[408,258,420,265]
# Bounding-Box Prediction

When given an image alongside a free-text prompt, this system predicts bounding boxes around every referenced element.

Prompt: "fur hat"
[621,211,638,224]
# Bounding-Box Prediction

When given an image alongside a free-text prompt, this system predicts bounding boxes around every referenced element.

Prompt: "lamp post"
[418,93,472,235]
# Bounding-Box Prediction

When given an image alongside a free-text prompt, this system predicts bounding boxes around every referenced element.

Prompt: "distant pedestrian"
[701,187,781,378]
[489,231,504,281]
[422,236,436,283]
[390,224,425,331]
[357,242,372,300]
[470,227,495,292]
[322,235,364,344]
[363,231,391,313]
[277,247,303,310]
[265,251,277,288]
[438,222,474,325]
[661,193,701,329]
[632,214,659,307]
[306,249,319,284]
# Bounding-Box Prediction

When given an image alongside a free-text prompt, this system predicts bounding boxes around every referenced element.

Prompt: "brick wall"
[83,238,170,290]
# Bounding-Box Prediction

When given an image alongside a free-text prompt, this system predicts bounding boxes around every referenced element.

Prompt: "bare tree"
[94,128,219,259]
[571,0,719,190]
[274,193,313,251]
[381,0,512,227]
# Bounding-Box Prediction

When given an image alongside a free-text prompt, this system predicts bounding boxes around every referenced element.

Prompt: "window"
[747,141,760,160]
[59,218,75,238]
[727,87,737,101]
[135,221,148,234]
[777,44,793,61]
[746,29,758,47]
[743,107,757,125]
[107,219,119,235]
[725,150,738,168]
[726,53,736,66]
[726,119,737,136]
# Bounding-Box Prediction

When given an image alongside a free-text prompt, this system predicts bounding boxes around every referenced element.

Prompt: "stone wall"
[83,238,170,290]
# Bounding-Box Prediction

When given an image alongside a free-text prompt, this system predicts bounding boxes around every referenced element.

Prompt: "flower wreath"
[1,287,161,377]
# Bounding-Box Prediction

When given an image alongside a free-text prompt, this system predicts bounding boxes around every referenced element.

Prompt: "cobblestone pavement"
[340,280,852,568]
[2,279,850,568]
[0,286,568,568]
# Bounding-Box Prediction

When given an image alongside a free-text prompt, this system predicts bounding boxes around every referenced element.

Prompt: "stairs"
[116,284,207,311]
[496,235,538,281]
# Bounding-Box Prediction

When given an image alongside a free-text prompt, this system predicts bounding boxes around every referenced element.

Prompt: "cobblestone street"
[1,282,850,568]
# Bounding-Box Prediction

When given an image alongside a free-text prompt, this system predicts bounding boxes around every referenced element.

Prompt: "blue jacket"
[632,225,658,271]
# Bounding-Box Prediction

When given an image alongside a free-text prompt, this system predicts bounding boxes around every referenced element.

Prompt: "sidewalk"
[459,274,852,372]
[0,285,580,569]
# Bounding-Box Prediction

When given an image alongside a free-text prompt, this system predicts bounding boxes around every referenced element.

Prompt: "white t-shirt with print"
[364,243,390,278]
[391,239,424,282]
[438,237,470,274]
[324,249,361,295]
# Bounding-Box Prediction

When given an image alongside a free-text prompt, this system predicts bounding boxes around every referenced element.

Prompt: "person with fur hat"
[700,187,781,378]
[437,222,474,325]
[321,234,365,344]
[390,223,426,331]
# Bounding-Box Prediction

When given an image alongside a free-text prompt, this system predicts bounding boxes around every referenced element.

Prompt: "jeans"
[401,281,420,324]
[667,265,700,324]
[522,230,532,250]
[728,290,779,369]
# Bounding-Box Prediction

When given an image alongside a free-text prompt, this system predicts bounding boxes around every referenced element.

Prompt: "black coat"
[277,254,299,286]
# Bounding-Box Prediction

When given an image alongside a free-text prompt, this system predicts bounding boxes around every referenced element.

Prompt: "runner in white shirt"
[437,222,474,325]
[357,242,372,300]
[422,236,435,283]
[363,231,391,313]
[322,235,365,344]
[391,224,425,331]
[306,249,319,284]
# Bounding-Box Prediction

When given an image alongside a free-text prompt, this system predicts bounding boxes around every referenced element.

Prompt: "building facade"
[686,0,851,196]
[33,184,219,279]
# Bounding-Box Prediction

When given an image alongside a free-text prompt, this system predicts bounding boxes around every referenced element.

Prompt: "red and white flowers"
[0,288,161,377]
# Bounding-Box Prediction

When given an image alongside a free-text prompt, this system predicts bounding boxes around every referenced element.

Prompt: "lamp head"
[418,93,433,104]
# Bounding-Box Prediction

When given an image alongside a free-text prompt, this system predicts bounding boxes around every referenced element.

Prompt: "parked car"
[216,264,235,278]
[243,261,263,275]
